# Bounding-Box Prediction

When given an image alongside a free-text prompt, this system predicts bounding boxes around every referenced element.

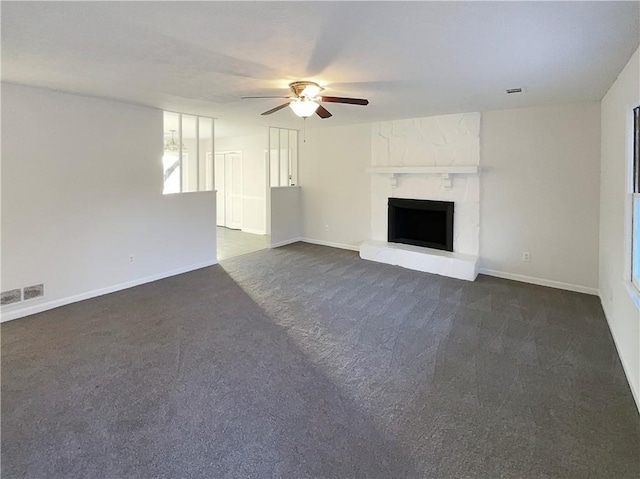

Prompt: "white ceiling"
[2,1,639,137]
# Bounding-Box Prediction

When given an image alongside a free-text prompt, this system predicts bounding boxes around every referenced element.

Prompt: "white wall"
[299,123,371,250]
[215,134,268,235]
[480,103,601,293]
[270,186,301,247]
[1,83,217,321]
[599,47,640,410]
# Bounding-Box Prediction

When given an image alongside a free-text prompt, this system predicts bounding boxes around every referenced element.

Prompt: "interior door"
[214,153,225,227]
[225,152,243,230]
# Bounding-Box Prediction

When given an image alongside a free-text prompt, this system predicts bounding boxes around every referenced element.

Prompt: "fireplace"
[388,198,454,252]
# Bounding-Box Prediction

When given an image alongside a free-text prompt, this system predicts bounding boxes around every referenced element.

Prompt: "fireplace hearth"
[388,198,454,252]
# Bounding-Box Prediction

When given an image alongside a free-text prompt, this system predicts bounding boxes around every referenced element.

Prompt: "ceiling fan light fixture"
[249,80,367,118]
[289,98,320,118]
[301,84,322,98]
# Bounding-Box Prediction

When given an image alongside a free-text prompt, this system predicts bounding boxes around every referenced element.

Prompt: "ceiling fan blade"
[320,96,369,106]
[261,103,291,116]
[241,96,290,99]
[316,105,332,119]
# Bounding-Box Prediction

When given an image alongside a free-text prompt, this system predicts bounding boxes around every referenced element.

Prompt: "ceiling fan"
[241,81,369,119]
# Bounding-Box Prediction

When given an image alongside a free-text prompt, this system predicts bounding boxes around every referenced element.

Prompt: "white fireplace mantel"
[366,165,479,189]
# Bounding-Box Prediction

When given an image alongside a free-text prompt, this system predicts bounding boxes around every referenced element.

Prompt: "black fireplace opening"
[388,198,454,252]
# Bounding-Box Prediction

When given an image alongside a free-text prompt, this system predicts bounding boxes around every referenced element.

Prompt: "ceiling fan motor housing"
[289,81,323,98]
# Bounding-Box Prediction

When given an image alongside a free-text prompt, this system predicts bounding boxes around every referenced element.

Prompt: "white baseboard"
[0,260,218,323]
[270,237,303,249]
[301,238,359,252]
[478,268,599,295]
[600,297,640,414]
[242,227,267,235]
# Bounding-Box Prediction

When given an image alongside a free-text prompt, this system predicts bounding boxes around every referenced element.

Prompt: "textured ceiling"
[2,1,639,137]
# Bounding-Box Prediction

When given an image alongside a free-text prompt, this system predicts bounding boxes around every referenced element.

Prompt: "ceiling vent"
[506,88,523,94]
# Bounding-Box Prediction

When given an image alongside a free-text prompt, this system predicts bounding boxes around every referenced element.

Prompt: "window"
[268,127,298,187]
[632,107,640,289]
[163,111,214,194]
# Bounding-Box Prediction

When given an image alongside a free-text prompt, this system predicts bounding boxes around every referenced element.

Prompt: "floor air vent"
[1,284,45,306]
[24,284,44,300]
[1,289,22,305]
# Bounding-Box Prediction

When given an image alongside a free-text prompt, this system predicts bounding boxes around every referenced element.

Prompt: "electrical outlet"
[522,252,531,262]
[129,254,135,264]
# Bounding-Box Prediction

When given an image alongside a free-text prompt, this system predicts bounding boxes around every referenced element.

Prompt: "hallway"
[217,226,269,261]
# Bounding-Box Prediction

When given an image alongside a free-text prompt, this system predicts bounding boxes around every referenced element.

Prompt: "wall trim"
[270,237,303,249]
[478,268,599,295]
[0,260,218,323]
[600,296,640,414]
[301,238,360,252]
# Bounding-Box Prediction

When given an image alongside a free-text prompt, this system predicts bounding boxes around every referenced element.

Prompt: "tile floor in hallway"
[217,226,269,261]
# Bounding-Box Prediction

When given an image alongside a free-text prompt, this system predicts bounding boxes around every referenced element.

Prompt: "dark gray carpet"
[2,243,638,478]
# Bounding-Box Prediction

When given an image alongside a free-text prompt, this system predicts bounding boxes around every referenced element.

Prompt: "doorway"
[215,151,243,230]
[215,150,269,260]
